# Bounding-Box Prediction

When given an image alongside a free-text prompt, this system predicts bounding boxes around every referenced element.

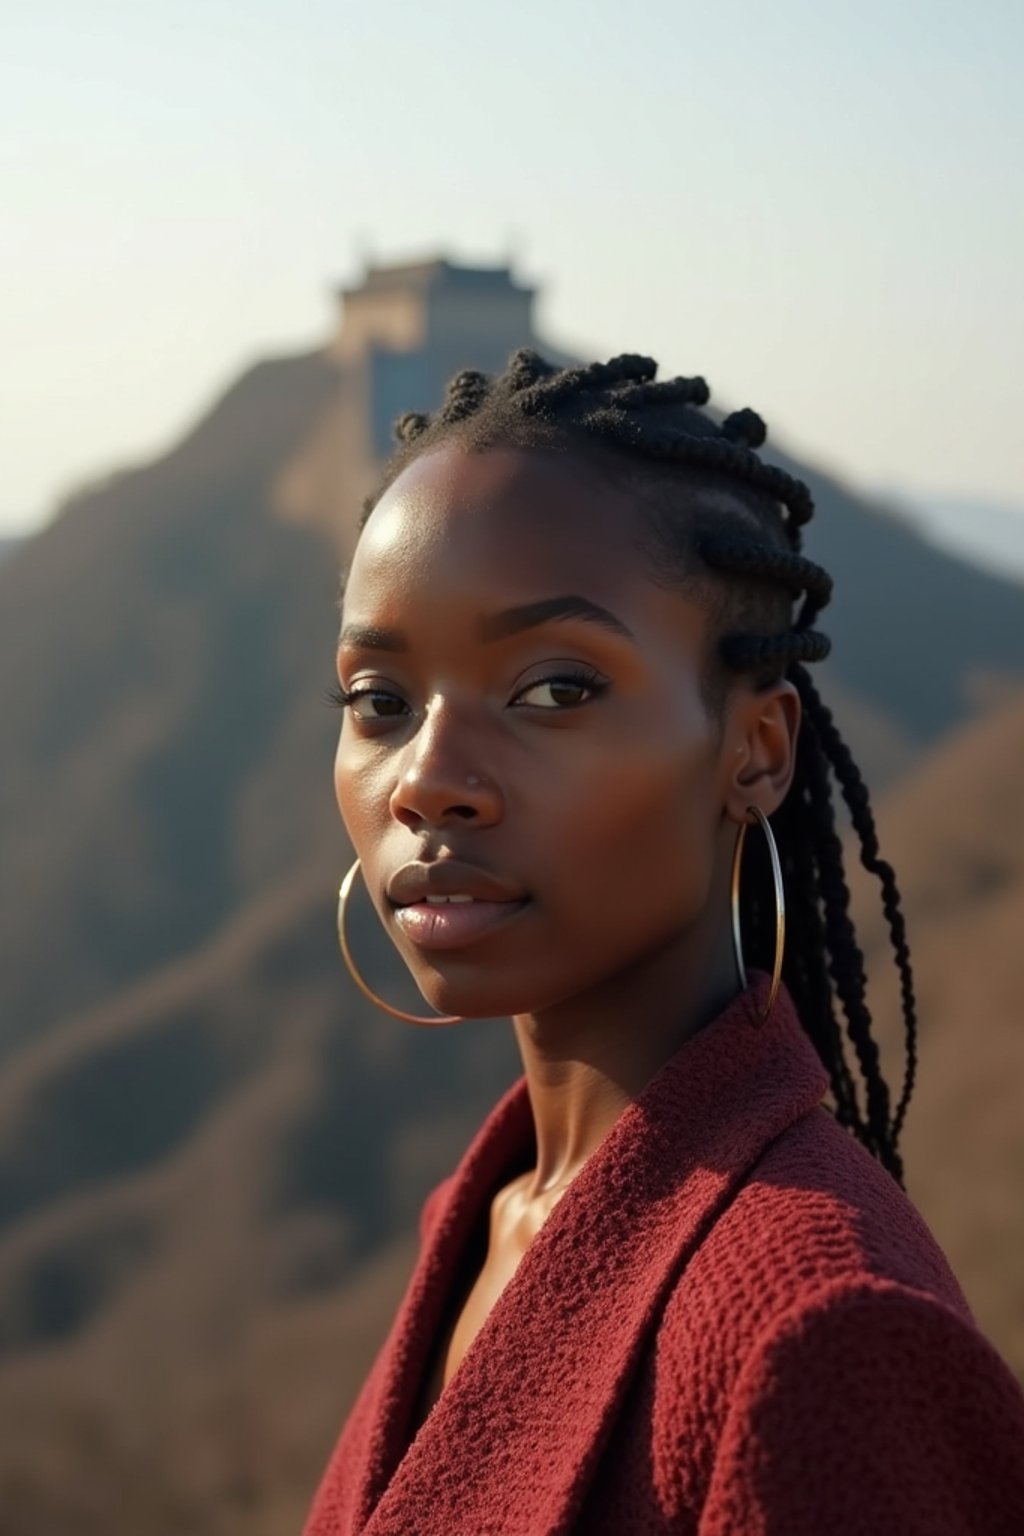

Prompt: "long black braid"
[343,349,918,1186]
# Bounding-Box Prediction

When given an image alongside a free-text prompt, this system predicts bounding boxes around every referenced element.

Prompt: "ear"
[722,679,802,823]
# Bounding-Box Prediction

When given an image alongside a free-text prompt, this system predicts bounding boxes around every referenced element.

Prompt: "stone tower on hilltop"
[276,256,578,543]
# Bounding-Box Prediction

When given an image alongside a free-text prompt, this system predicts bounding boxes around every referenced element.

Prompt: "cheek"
[333,734,347,817]
[334,733,373,848]
[546,744,719,940]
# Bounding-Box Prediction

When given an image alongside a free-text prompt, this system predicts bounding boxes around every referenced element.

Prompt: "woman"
[304,351,1024,1534]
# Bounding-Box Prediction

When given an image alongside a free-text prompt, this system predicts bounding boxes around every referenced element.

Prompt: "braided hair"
[344,349,918,1187]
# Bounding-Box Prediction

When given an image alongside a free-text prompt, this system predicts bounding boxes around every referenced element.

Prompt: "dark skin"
[334,440,801,1414]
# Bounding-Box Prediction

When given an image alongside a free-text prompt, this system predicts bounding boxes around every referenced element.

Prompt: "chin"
[401,961,532,1019]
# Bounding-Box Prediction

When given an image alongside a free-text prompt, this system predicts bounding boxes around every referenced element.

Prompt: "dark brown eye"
[511,669,608,709]
[323,682,408,719]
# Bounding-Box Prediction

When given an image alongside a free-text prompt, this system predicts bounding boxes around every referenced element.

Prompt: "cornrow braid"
[614,375,711,410]
[502,348,560,391]
[438,367,492,425]
[352,347,919,1186]
[393,410,431,446]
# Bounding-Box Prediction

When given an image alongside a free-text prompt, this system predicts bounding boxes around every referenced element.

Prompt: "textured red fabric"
[303,969,1024,1534]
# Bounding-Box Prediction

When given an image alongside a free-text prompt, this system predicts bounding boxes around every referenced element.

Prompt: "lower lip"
[392,899,531,950]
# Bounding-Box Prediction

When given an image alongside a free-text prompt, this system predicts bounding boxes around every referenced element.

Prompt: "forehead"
[349,440,644,605]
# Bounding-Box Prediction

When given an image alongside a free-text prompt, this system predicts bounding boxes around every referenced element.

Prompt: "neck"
[510,889,745,1205]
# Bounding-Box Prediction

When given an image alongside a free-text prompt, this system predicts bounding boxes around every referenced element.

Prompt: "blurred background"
[2,2,1023,1531]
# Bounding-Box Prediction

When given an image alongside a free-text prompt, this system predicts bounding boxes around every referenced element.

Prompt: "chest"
[395,1208,726,1536]
[406,1224,518,1438]
[405,1174,563,1442]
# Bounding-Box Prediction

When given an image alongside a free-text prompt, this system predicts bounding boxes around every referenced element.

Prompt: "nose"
[388,707,501,830]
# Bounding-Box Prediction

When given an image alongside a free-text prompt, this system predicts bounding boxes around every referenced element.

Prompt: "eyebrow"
[338,594,637,652]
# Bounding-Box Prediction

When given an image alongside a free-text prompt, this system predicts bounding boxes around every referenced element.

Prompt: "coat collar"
[356,968,830,1535]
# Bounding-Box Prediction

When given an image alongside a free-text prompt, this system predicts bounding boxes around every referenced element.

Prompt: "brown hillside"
[0,840,520,1532]
[843,686,1024,1373]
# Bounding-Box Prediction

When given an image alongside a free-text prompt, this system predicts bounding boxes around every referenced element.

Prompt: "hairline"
[356,416,793,721]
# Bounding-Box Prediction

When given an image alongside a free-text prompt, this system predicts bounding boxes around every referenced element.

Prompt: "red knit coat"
[303,968,1024,1534]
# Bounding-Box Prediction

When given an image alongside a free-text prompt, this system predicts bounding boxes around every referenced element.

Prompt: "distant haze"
[874,494,1024,584]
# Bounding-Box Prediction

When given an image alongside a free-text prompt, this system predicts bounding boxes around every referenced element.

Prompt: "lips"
[386,858,529,908]
[393,895,532,950]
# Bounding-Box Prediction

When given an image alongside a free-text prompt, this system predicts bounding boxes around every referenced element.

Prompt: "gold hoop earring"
[730,805,785,1025]
[337,857,463,1024]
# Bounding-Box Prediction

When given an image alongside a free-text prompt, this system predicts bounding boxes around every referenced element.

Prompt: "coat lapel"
[355,968,830,1535]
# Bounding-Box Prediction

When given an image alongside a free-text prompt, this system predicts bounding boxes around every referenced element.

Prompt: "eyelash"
[321,667,609,719]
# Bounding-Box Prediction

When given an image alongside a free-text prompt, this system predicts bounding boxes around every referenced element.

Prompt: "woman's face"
[334,439,755,1024]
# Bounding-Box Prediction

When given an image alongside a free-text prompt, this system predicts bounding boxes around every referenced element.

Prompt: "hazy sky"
[4,0,1022,536]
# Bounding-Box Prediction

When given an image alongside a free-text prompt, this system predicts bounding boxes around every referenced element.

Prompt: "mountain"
[0,350,341,1061]
[844,686,1024,1379]
[0,255,1022,1531]
[0,262,584,1063]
